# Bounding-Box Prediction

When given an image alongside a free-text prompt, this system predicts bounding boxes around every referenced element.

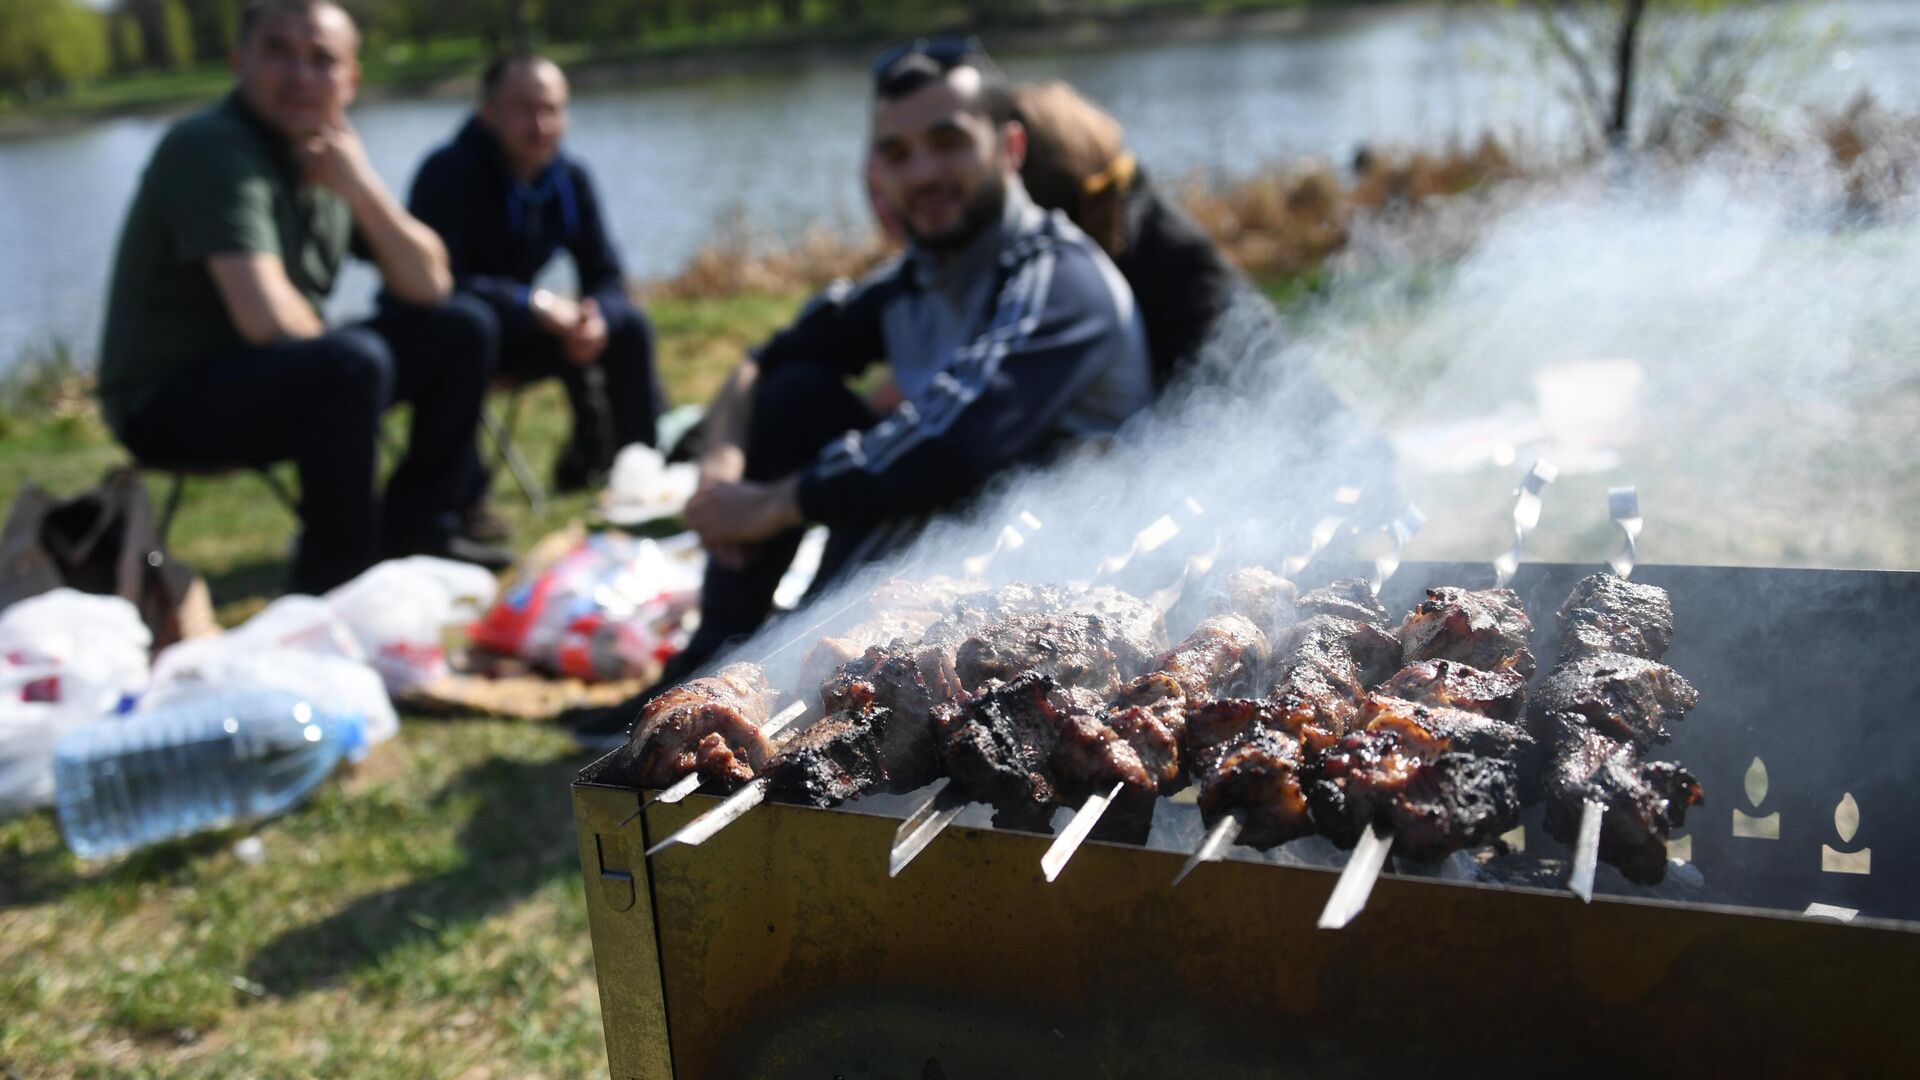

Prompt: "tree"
[0,0,111,97]
[1500,0,1820,152]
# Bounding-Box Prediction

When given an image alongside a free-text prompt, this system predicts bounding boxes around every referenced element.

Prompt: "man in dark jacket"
[564,39,1152,744]
[408,53,664,494]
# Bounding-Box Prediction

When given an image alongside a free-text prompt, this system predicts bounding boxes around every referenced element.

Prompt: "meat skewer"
[650,700,809,806]
[1039,614,1269,880]
[1174,579,1401,885]
[1315,582,1539,928]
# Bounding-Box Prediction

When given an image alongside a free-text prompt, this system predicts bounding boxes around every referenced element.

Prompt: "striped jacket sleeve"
[796,233,1135,529]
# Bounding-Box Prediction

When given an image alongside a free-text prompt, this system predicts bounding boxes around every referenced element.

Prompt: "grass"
[0,288,799,1078]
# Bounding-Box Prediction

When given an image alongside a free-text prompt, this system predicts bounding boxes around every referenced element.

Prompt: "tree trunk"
[123,0,176,70]
[1609,0,1649,148]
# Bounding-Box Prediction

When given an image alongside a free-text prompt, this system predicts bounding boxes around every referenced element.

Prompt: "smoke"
[737,134,1919,695]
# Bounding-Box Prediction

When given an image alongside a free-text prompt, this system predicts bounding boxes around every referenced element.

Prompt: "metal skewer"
[889,778,970,877]
[1041,781,1127,882]
[1567,485,1641,901]
[895,503,1215,879]
[650,700,810,806]
[1493,460,1558,587]
[1318,824,1395,929]
[1282,486,1363,577]
[1172,810,1245,887]
[646,777,770,856]
[1369,503,1427,596]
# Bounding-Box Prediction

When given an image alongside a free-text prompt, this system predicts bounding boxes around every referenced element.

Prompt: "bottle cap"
[335,714,370,763]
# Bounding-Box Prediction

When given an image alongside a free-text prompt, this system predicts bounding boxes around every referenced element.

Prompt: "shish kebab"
[637,503,1217,856]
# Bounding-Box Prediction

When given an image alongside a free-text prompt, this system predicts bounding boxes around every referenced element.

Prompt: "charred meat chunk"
[763,707,893,808]
[1380,659,1528,722]
[1196,729,1316,850]
[1398,587,1537,678]
[1530,652,1699,749]
[1557,573,1675,662]
[1216,566,1300,637]
[1272,614,1403,701]
[818,642,962,792]
[922,582,1076,649]
[1539,712,1702,884]
[1358,693,1536,767]
[954,610,1158,697]
[603,663,774,790]
[935,672,1076,831]
[1103,615,1271,793]
[1309,728,1523,859]
[1297,578,1392,628]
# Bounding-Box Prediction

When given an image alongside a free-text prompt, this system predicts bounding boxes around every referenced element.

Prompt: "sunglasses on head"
[870,36,988,83]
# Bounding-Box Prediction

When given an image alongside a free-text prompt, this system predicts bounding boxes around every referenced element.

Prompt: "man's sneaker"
[419,534,514,573]
[463,501,513,544]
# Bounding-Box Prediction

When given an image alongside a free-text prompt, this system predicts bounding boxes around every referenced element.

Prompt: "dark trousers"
[115,295,499,594]
[673,361,887,676]
[493,293,664,470]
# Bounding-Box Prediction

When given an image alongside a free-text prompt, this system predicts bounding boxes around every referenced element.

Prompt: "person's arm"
[302,116,450,305]
[207,253,326,344]
[795,239,1143,530]
[568,162,629,310]
[408,145,544,334]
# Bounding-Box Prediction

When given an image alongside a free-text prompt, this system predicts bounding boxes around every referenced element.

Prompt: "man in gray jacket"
[569,39,1150,739]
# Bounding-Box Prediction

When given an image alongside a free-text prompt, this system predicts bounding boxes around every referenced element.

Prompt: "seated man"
[565,39,1152,742]
[408,53,664,496]
[97,0,505,594]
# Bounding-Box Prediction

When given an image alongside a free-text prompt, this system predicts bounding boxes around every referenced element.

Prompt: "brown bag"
[0,467,213,651]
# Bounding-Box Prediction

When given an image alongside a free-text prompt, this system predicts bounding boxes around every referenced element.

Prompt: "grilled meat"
[1398,587,1537,678]
[1309,727,1524,858]
[954,609,1161,696]
[1271,614,1402,707]
[817,642,962,792]
[1379,659,1528,722]
[1358,693,1537,767]
[935,672,1083,830]
[1217,566,1300,637]
[1539,712,1702,884]
[763,707,894,808]
[922,582,1077,649]
[1530,652,1699,749]
[1297,578,1392,627]
[1197,729,1316,849]
[1557,573,1675,662]
[1103,614,1270,793]
[604,663,774,791]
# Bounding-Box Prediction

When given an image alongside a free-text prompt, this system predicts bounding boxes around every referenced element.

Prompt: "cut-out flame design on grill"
[1732,756,1780,840]
[1821,791,1870,875]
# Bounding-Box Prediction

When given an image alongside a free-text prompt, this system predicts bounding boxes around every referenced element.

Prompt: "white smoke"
[738,133,1919,693]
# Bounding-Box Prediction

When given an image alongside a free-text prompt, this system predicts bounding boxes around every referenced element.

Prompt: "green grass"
[0,288,799,1078]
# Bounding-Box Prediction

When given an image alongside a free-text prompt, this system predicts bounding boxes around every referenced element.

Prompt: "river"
[0,0,1914,370]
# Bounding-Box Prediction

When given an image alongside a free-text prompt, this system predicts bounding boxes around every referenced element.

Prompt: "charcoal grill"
[572,561,1919,1077]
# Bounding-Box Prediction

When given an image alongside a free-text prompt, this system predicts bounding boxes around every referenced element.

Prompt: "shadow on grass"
[201,556,289,609]
[0,824,238,910]
[243,748,590,995]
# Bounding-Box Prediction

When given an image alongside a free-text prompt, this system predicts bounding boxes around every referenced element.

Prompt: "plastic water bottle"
[51,689,366,859]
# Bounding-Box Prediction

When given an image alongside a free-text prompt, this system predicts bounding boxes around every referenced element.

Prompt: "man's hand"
[685,475,803,548]
[529,288,583,337]
[298,116,379,204]
[563,297,609,364]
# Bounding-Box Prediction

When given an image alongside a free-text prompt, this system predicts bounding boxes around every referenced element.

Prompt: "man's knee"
[324,328,396,405]
[387,293,501,381]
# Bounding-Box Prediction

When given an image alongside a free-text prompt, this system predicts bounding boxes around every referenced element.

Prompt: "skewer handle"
[1041,781,1126,882]
[1607,486,1642,580]
[1369,503,1426,595]
[1569,799,1604,903]
[1493,460,1558,587]
[1318,824,1394,929]
[1172,811,1245,887]
[888,778,969,878]
[645,778,769,857]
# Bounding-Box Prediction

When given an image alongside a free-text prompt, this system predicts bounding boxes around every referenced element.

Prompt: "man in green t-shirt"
[98,0,507,593]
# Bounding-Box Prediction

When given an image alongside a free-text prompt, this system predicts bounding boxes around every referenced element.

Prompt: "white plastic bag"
[225,594,365,661]
[598,443,698,526]
[145,644,399,746]
[0,588,151,709]
[0,673,104,818]
[325,557,499,692]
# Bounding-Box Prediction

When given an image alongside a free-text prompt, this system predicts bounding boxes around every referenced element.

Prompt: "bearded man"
[566,38,1151,742]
